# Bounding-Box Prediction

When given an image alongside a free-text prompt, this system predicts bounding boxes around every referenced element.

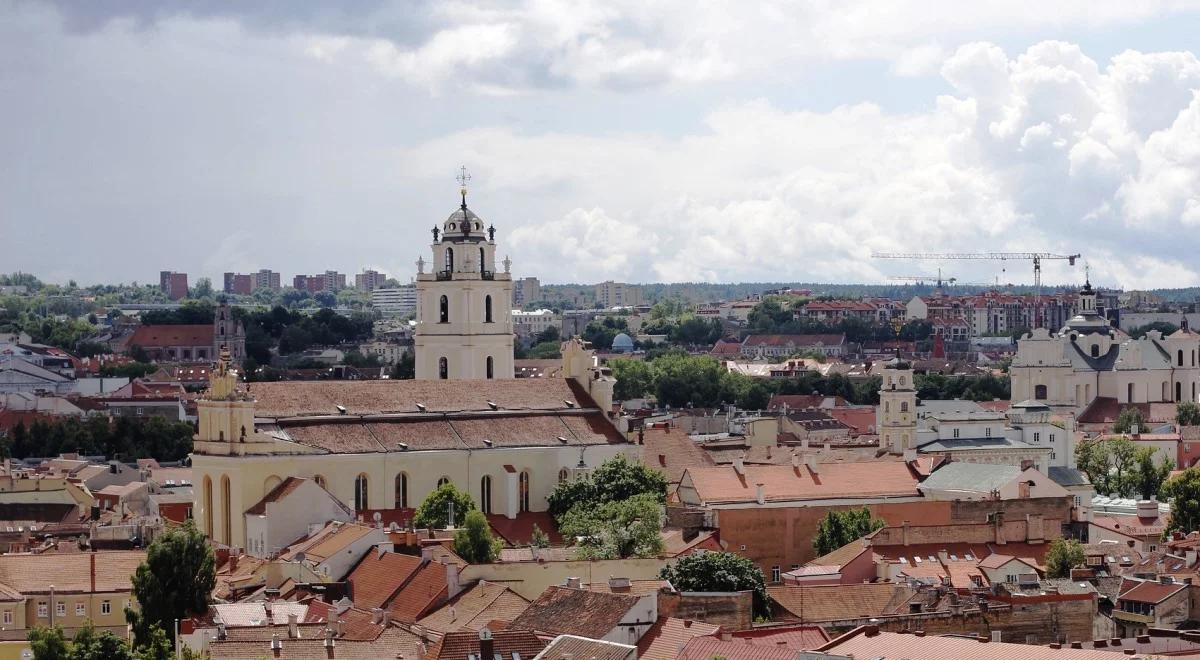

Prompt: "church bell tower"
[878,365,917,454]
[414,168,515,380]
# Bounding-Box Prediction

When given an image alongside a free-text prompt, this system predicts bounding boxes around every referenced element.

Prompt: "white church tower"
[878,364,917,455]
[414,169,515,380]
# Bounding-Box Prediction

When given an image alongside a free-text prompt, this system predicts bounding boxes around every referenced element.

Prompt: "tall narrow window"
[485,295,493,323]
[439,357,448,380]
[1180,350,1186,367]
[354,474,369,511]
[558,468,569,484]
[1034,384,1048,400]
[202,476,213,537]
[480,475,492,514]
[395,473,408,509]
[486,356,494,380]
[479,247,486,272]
[1128,383,1134,403]
[445,247,454,272]
[519,471,531,513]
[439,295,449,323]
[220,475,231,544]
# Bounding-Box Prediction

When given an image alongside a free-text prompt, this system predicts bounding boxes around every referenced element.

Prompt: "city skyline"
[5,3,1200,288]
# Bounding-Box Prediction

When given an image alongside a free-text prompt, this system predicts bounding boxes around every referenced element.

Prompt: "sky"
[5,2,1200,290]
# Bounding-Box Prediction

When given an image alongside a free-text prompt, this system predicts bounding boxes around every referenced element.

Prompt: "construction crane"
[872,251,1081,327]
[871,252,1080,289]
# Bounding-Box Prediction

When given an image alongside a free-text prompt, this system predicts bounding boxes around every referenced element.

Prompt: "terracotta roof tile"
[683,462,919,504]
[818,628,1134,659]
[426,629,546,660]
[678,636,796,660]
[486,512,562,546]
[730,624,828,650]
[418,581,531,634]
[767,584,916,622]
[207,625,423,660]
[249,379,593,418]
[583,579,670,597]
[346,550,422,610]
[0,551,145,594]
[129,325,214,348]
[245,477,312,515]
[386,561,449,622]
[639,428,714,485]
[508,586,638,639]
[1119,579,1187,604]
[637,617,721,660]
[743,334,845,347]
[539,634,635,660]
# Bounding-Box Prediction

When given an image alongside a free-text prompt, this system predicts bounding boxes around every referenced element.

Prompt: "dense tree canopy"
[1044,538,1086,578]
[1113,406,1147,434]
[453,510,502,563]
[4,416,192,461]
[659,552,771,619]
[414,482,476,529]
[558,493,665,559]
[126,521,216,646]
[1076,436,1173,499]
[1162,468,1200,534]
[1178,402,1200,426]
[547,454,667,520]
[813,507,886,557]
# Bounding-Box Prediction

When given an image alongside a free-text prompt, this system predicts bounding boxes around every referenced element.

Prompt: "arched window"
[479,247,486,273]
[480,475,492,514]
[485,295,493,323]
[486,356,494,380]
[445,247,454,272]
[1034,384,1048,400]
[1180,350,1186,367]
[1177,382,1183,402]
[558,468,569,484]
[264,475,282,497]
[1128,383,1134,403]
[900,401,908,412]
[899,376,906,387]
[519,471,531,513]
[202,476,213,537]
[395,473,408,509]
[354,474,369,512]
[437,476,450,488]
[220,475,232,544]
[313,475,326,489]
[439,295,449,323]
[439,357,449,380]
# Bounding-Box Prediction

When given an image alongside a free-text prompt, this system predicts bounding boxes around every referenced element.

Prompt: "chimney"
[733,455,745,476]
[805,454,819,474]
[371,607,384,625]
[288,613,299,639]
[229,552,239,573]
[335,619,344,637]
[566,576,582,589]
[937,549,948,563]
[270,633,282,657]
[1137,500,1158,518]
[791,450,800,469]
[478,630,494,660]
[756,484,765,505]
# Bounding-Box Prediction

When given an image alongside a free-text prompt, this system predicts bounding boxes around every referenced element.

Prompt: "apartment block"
[356,269,388,292]
[370,285,419,317]
[159,271,188,300]
[222,272,253,295]
[513,277,542,307]
[595,281,642,308]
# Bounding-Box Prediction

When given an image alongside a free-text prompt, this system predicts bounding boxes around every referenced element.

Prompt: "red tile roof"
[425,629,546,660]
[418,581,530,634]
[826,407,876,436]
[743,334,845,347]
[678,636,797,660]
[245,477,311,516]
[683,462,920,504]
[386,560,449,622]
[129,324,214,348]
[508,586,638,639]
[637,617,720,660]
[818,628,1134,659]
[1118,579,1187,604]
[731,624,829,650]
[486,512,562,546]
[639,427,715,485]
[767,584,916,622]
[346,550,422,610]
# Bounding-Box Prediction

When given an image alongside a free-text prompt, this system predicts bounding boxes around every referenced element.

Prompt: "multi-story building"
[595,281,642,309]
[513,309,561,341]
[355,269,388,292]
[159,271,188,300]
[252,269,281,291]
[907,291,1080,336]
[222,272,253,295]
[293,271,346,293]
[125,302,246,363]
[512,277,541,307]
[370,285,419,317]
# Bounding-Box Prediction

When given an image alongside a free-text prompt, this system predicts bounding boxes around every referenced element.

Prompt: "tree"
[126,521,216,647]
[392,352,415,380]
[70,622,134,660]
[453,510,502,563]
[546,454,667,520]
[609,358,656,401]
[1178,402,1200,427]
[191,277,213,299]
[413,482,476,529]
[813,507,885,557]
[1114,406,1146,434]
[559,493,665,559]
[1044,538,1085,578]
[132,625,175,660]
[29,625,70,660]
[1133,446,1174,500]
[1163,468,1200,534]
[1076,436,1141,497]
[659,552,771,619]
[530,524,550,548]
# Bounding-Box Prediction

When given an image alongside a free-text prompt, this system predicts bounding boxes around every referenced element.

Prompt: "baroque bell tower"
[878,364,917,454]
[414,168,515,380]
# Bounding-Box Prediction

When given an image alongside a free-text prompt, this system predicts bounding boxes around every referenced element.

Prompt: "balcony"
[435,270,452,281]
[481,270,495,280]
[1112,609,1154,624]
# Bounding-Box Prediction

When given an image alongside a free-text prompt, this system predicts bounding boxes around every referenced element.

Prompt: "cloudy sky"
[5,1,1200,289]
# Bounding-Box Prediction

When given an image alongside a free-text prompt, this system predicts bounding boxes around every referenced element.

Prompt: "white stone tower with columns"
[414,169,515,380]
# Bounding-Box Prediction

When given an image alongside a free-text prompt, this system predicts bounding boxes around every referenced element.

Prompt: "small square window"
[76,603,86,616]
[37,603,47,618]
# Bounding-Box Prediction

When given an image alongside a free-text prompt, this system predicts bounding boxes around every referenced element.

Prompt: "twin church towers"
[413,169,515,380]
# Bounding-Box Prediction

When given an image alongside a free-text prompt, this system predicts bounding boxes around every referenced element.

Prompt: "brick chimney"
[478,629,494,660]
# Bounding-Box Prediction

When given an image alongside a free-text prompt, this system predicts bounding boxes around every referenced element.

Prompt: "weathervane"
[456,166,471,210]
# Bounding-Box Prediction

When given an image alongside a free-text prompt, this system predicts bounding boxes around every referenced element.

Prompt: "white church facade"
[1010,281,1200,410]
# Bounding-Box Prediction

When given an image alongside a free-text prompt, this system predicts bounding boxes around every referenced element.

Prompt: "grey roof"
[918,462,1021,493]
[924,411,1006,422]
[1048,466,1091,487]
[915,399,986,416]
[1011,399,1051,410]
[917,436,1038,452]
